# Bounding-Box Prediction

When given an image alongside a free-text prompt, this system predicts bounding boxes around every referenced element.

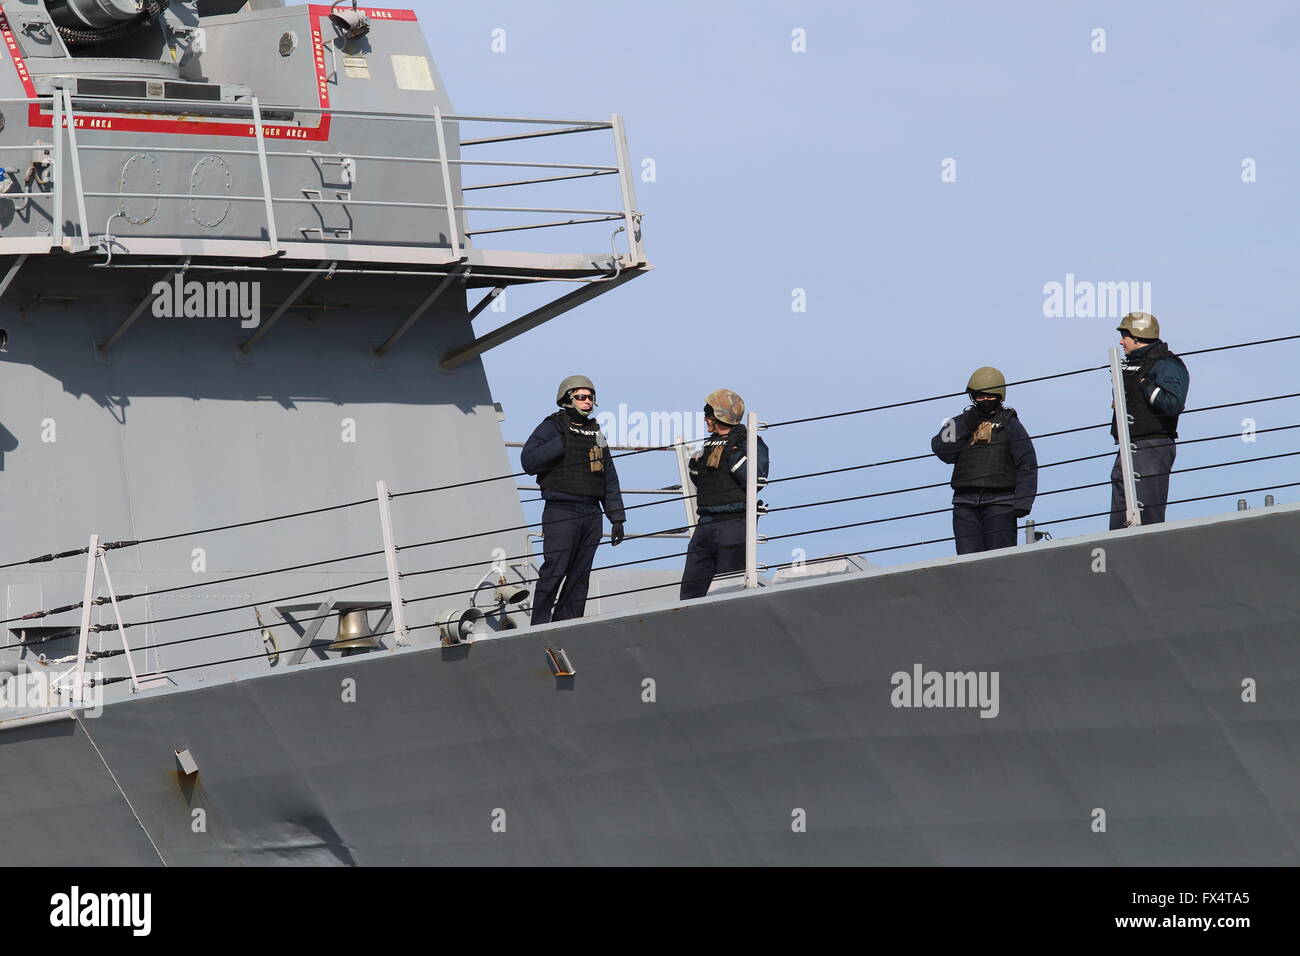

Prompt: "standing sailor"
[521,375,626,625]
[932,367,1038,554]
[679,389,769,599]
[1110,312,1189,528]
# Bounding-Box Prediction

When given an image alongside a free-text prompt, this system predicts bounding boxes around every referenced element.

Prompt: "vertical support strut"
[74,534,100,707]
[744,411,759,589]
[61,90,90,251]
[97,550,141,693]
[251,97,280,255]
[375,480,409,646]
[51,92,63,249]
[674,434,695,533]
[610,113,642,265]
[1110,347,1142,527]
[433,107,461,260]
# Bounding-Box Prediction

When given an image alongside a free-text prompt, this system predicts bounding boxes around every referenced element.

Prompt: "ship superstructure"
[0,0,650,703]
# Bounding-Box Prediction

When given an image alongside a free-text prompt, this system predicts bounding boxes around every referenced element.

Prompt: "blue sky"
[411,0,1300,567]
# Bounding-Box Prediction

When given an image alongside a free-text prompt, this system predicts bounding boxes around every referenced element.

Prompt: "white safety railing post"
[73,534,100,707]
[61,90,90,251]
[251,97,280,255]
[674,434,696,533]
[432,107,461,260]
[51,92,63,249]
[375,480,410,646]
[1109,347,1142,527]
[744,412,759,589]
[96,550,141,693]
[610,113,642,265]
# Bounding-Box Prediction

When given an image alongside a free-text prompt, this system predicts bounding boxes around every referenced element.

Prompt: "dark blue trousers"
[1110,437,1176,529]
[680,517,746,599]
[531,503,603,625]
[952,502,1018,554]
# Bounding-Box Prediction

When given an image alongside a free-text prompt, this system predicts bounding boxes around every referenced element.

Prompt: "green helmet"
[555,374,596,407]
[966,366,1006,400]
[1117,312,1160,340]
[704,388,745,426]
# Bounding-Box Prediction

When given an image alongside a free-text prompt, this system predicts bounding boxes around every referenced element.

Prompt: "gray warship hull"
[2,501,1297,866]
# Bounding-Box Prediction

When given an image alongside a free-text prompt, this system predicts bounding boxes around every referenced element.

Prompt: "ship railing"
[2,336,1299,705]
[0,92,645,269]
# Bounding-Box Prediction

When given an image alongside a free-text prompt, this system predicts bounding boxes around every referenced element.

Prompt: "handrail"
[11,97,644,261]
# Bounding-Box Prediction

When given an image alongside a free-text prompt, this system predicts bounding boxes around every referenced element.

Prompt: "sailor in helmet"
[679,388,769,599]
[931,367,1038,554]
[521,375,626,625]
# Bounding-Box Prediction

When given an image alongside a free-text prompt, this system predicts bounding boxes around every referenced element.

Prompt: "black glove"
[961,406,982,430]
[1013,507,1030,519]
[610,522,625,546]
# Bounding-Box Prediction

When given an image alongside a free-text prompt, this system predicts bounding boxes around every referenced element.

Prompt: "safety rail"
[0,93,646,268]
[0,332,1297,712]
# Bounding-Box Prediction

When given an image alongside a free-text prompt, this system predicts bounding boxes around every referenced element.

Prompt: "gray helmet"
[1117,312,1160,340]
[556,374,596,407]
[704,388,745,426]
[966,366,1006,400]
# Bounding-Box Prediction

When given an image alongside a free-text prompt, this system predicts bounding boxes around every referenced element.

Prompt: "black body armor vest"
[1110,341,1185,441]
[696,427,748,509]
[951,407,1017,491]
[538,411,606,498]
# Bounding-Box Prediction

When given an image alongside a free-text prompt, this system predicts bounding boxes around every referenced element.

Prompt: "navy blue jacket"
[931,407,1038,514]
[1128,340,1190,418]
[521,412,627,522]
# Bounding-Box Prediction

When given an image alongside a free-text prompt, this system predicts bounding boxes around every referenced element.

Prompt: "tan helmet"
[966,366,1006,400]
[1117,312,1160,340]
[704,388,745,426]
[555,374,596,407]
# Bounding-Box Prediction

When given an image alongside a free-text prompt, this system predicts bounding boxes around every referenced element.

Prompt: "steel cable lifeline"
[41,414,1300,633]
[0,333,1295,573]
[97,540,698,657]
[47,485,710,634]
[377,399,1299,556]
[756,479,1300,574]
[763,332,1300,429]
[755,455,1300,547]
[6,480,709,626]
[768,389,1300,486]
[765,424,1300,516]
[24,386,1300,633]
[133,474,1300,680]
[0,547,389,626]
[90,438,1300,657]
[8,338,1300,634]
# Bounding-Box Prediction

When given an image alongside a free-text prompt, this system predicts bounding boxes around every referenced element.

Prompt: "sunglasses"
[570,392,596,401]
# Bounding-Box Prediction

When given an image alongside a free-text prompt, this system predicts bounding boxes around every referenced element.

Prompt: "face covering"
[566,403,593,419]
[971,396,1003,416]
